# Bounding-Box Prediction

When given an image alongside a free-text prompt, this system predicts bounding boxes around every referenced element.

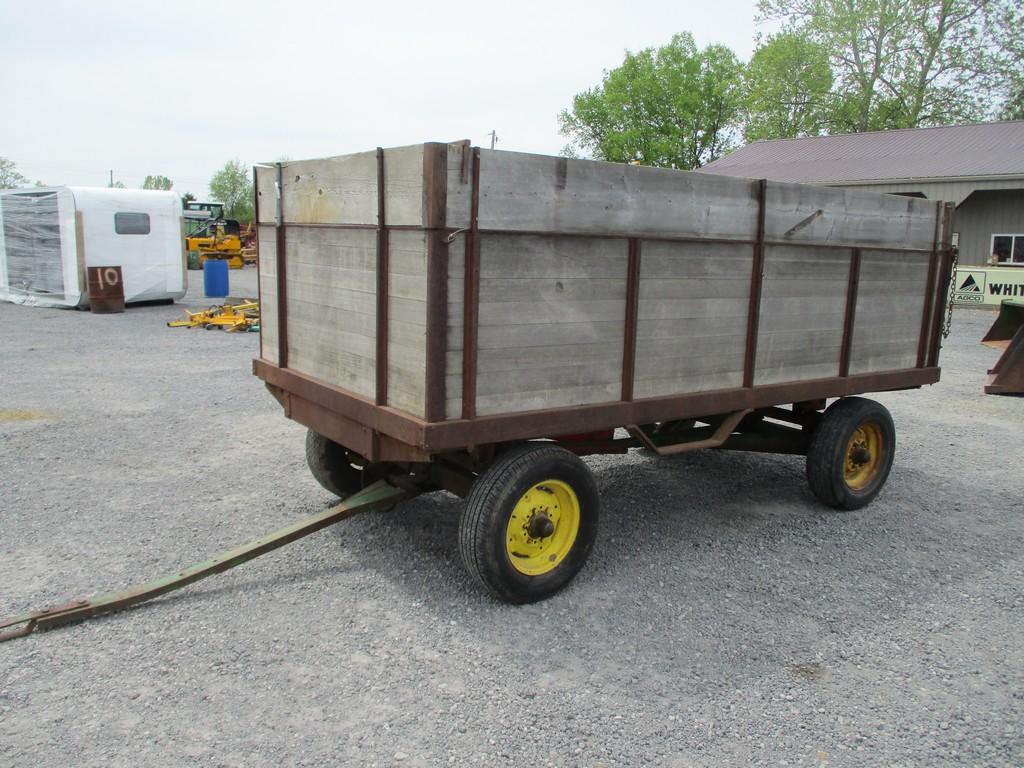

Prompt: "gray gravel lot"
[1,269,1021,767]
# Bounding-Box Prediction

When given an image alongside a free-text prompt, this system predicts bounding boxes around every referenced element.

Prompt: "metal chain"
[942,247,959,339]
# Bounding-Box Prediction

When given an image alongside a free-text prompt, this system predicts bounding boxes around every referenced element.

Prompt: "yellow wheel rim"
[844,423,885,491]
[505,479,581,576]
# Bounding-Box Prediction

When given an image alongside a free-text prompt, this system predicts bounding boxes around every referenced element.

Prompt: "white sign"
[952,266,1024,307]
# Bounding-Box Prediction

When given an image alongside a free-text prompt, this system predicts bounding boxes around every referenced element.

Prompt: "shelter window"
[114,212,150,235]
[992,234,1024,264]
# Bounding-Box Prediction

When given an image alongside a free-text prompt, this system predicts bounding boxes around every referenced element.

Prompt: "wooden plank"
[265,145,425,227]
[255,166,277,225]
[422,143,448,422]
[633,241,752,399]
[281,224,377,400]
[754,245,850,386]
[765,182,939,251]
[473,234,627,416]
[386,229,428,418]
[475,150,761,240]
[257,224,278,365]
[849,250,930,374]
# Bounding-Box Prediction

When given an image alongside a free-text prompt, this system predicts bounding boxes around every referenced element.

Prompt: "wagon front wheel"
[459,444,599,604]
[305,429,365,499]
[806,397,896,510]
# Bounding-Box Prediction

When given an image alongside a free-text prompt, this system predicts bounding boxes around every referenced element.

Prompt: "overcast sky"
[1,0,766,196]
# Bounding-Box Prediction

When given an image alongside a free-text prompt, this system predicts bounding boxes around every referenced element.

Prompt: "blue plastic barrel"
[203,259,229,298]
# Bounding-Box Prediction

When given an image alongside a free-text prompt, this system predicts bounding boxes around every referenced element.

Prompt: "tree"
[1002,86,1024,120]
[0,157,29,189]
[142,175,173,190]
[757,0,1024,131]
[181,192,196,205]
[209,159,253,221]
[559,33,745,169]
[743,32,833,141]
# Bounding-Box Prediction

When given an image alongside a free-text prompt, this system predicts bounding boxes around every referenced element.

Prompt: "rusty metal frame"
[621,238,641,401]
[375,147,390,406]
[927,203,956,368]
[274,162,289,368]
[461,147,482,421]
[627,409,751,455]
[254,359,938,454]
[253,166,262,361]
[839,248,862,377]
[917,201,943,368]
[743,179,768,387]
[423,143,449,423]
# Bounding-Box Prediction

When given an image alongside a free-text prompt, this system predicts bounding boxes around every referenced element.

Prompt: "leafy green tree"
[559,33,745,169]
[1002,87,1024,121]
[142,175,173,190]
[181,192,196,205]
[743,32,833,141]
[209,159,253,221]
[757,0,1024,131]
[0,157,29,189]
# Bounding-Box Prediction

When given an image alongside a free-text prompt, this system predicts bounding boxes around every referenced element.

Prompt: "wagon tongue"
[0,481,410,643]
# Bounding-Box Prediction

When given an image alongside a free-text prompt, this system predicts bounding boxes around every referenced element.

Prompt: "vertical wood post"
[274,162,289,369]
[375,147,390,406]
[839,248,862,377]
[253,166,263,362]
[743,179,768,388]
[621,238,641,401]
[422,143,449,423]
[461,147,482,421]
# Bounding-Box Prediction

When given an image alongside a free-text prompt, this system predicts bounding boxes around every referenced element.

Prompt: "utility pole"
[488,130,498,150]
[108,170,113,188]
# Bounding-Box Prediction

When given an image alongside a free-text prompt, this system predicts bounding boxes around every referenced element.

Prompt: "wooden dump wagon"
[252,142,955,603]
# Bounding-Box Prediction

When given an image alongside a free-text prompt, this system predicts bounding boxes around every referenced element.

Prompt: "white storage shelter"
[0,187,186,307]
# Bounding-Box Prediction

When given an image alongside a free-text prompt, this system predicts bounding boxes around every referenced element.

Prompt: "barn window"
[114,212,150,235]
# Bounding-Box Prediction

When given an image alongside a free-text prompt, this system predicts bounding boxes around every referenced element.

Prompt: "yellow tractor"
[185,218,245,270]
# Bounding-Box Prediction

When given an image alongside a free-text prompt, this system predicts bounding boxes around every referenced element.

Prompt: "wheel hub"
[844,424,884,491]
[505,480,582,576]
[527,511,555,539]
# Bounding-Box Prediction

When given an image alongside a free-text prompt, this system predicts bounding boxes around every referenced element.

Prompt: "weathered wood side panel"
[387,229,428,418]
[446,243,465,420]
[257,224,278,365]
[849,250,931,374]
[256,145,425,226]
[446,142,472,231]
[754,246,850,386]
[472,235,627,416]
[634,242,752,398]
[764,183,937,251]
[284,227,376,399]
[474,150,760,239]
[255,168,277,226]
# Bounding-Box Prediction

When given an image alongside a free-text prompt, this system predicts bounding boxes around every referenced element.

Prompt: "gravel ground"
[1,270,1021,767]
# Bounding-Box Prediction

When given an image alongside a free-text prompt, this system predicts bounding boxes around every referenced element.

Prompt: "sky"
[1,0,766,197]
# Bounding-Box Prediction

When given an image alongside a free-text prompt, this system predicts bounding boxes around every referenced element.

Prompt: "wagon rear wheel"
[459,443,599,604]
[806,397,895,510]
[305,429,366,500]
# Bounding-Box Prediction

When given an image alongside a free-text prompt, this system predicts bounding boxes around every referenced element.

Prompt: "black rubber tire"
[458,443,599,604]
[806,397,896,511]
[305,429,364,499]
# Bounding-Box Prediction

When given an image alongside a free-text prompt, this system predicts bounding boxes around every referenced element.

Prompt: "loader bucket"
[982,299,1024,395]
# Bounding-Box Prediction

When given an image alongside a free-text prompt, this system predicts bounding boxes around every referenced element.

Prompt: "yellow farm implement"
[167,301,260,332]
